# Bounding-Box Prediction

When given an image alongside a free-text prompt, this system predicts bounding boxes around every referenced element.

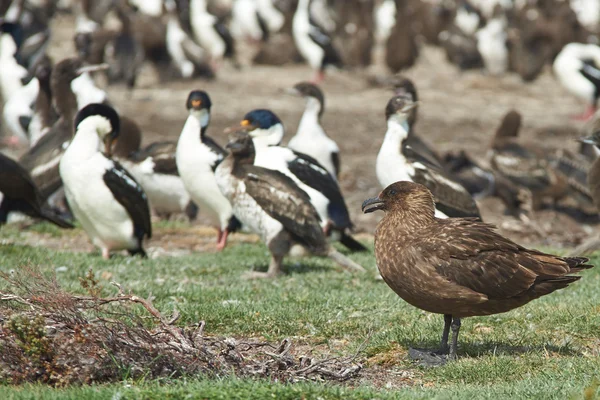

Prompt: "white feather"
[570,0,600,30]
[2,77,38,142]
[293,0,325,70]
[376,117,449,218]
[256,0,284,32]
[455,8,480,36]
[553,43,600,103]
[166,15,203,78]
[129,0,163,16]
[375,0,396,43]
[288,97,339,179]
[0,34,27,101]
[252,134,330,228]
[60,116,139,252]
[231,0,263,41]
[476,18,508,75]
[71,73,107,109]
[215,164,284,245]
[176,110,233,230]
[120,158,193,216]
[190,0,226,61]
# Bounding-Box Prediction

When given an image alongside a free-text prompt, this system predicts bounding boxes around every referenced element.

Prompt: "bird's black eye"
[389,189,397,195]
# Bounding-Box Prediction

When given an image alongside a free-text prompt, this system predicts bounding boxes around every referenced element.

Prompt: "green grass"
[0,223,599,399]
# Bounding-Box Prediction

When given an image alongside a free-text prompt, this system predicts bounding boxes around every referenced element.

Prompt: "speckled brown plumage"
[363,181,592,364]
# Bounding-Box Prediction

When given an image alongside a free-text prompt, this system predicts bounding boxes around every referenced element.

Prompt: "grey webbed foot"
[408,348,448,367]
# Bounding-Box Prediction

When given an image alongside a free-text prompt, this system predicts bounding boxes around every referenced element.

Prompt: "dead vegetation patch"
[0,265,363,387]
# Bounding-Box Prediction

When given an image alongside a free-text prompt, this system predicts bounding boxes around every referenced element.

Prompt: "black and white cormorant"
[176,90,238,250]
[376,96,480,219]
[240,109,367,251]
[59,103,151,259]
[292,0,342,82]
[287,82,340,180]
[215,129,365,278]
[189,0,235,68]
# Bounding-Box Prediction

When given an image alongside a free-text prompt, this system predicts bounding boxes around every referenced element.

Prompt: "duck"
[241,109,367,252]
[59,103,151,259]
[0,152,72,228]
[287,82,340,179]
[376,96,480,218]
[176,90,239,250]
[362,180,592,365]
[215,129,365,278]
[292,0,343,82]
[553,43,600,121]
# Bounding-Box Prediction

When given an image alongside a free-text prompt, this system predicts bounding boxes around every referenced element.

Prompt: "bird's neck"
[179,112,205,147]
[68,123,103,161]
[71,73,107,109]
[297,97,323,136]
[382,118,410,154]
[296,0,310,14]
[0,35,18,58]
[377,205,436,238]
[35,78,53,125]
[251,125,284,148]
[190,0,208,15]
[195,109,211,138]
[227,152,255,179]
[52,79,78,122]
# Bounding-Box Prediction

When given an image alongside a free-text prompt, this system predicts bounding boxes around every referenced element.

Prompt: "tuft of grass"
[0,224,599,398]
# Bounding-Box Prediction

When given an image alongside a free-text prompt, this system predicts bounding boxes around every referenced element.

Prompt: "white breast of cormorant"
[176,113,232,228]
[253,144,329,227]
[60,118,137,250]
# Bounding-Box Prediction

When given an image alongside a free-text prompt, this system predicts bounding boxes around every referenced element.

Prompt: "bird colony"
[0,0,599,368]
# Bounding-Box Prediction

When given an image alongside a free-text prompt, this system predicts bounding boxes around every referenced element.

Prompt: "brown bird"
[362,181,592,365]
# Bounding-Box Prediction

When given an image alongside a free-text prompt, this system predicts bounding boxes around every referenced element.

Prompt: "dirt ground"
[12,13,600,251]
